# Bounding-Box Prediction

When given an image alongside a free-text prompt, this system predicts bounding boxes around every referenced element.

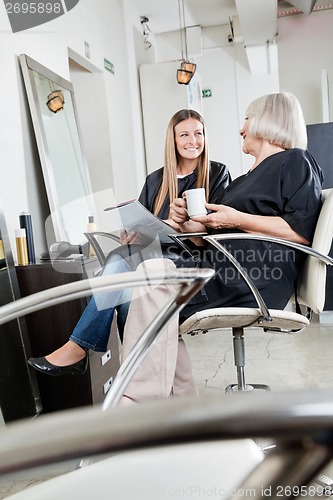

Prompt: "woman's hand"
[120,229,141,245]
[193,203,309,244]
[169,197,189,224]
[170,197,206,233]
[192,203,241,229]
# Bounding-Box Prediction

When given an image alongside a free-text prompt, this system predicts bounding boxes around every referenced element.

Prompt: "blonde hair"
[154,109,210,216]
[246,92,307,150]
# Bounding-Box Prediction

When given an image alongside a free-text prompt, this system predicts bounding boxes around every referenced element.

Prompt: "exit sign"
[202,88,212,98]
[104,58,114,74]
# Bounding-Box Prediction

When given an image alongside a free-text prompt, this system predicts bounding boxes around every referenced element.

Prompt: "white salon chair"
[1,390,333,500]
[85,190,333,394]
[177,188,333,392]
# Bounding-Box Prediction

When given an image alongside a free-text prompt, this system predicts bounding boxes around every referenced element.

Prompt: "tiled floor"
[1,314,333,498]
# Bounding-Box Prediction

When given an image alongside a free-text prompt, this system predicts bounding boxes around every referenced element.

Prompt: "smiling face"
[174,118,205,161]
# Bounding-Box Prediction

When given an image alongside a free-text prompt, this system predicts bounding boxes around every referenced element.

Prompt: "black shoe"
[28,355,88,376]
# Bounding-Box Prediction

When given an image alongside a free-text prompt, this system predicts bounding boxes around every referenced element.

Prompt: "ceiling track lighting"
[177,0,196,85]
[46,89,65,113]
[140,15,152,50]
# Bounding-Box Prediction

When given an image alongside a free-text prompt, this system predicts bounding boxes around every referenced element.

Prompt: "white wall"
[138,10,333,181]
[139,60,200,174]
[278,9,333,125]
[0,0,147,259]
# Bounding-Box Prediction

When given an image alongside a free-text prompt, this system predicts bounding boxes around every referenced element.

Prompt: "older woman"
[121,92,324,403]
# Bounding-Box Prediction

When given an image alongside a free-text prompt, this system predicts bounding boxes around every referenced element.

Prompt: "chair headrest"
[297,188,333,313]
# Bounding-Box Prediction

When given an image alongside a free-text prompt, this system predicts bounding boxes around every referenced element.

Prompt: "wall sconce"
[176,0,196,85]
[46,90,65,113]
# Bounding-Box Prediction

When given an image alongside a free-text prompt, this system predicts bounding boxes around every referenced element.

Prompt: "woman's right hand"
[120,229,140,245]
[170,197,206,234]
[169,197,189,224]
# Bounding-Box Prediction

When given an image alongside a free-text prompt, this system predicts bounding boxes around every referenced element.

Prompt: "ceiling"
[132,0,332,35]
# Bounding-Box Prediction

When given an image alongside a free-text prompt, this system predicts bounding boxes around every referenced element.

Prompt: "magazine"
[104,199,178,245]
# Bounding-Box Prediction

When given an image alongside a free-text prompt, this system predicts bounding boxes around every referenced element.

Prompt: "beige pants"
[121,259,198,402]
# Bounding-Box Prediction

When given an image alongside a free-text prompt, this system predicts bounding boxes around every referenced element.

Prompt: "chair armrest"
[84,231,122,265]
[169,232,208,238]
[204,233,333,266]
[0,264,214,409]
[1,389,333,489]
[168,232,207,260]
[171,232,272,321]
[0,268,213,328]
[204,232,333,322]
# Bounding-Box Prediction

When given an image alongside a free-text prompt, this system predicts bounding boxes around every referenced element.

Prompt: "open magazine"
[104,199,178,245]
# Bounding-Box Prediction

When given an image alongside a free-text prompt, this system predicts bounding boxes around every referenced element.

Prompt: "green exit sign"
[104,58,114,74]
[202,88,212,98]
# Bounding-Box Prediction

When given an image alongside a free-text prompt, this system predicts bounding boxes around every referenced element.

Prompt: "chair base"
[225,383,271,393]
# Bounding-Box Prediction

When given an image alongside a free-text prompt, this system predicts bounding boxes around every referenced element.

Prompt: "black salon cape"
[178,149,324,322]
[138,161,231,219]
[105,160,231,273]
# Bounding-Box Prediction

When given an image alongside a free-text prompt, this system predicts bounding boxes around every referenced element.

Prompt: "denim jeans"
[69,239,187,352]
[69,254,132,352]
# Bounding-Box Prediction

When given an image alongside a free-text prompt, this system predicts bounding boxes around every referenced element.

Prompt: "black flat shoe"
[28,355,88,376]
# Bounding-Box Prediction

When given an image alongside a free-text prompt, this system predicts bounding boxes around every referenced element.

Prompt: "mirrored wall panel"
[20,54,94,244]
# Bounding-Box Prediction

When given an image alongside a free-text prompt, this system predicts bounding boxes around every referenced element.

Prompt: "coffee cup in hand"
[184,188,207,218]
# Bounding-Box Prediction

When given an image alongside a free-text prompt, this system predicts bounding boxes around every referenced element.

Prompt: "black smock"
[138,160,231,219]
[105,160,231,266]
[178,149,324,322]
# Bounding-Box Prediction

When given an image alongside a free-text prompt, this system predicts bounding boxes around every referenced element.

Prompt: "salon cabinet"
[15,259,120,414]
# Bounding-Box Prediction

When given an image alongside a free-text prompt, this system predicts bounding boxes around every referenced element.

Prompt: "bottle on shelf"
[19,212,36,264]
[15,228,28,265]
[87,215,97,257]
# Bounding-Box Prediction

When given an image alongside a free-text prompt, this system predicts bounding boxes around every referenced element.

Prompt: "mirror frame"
[19,54,94,243]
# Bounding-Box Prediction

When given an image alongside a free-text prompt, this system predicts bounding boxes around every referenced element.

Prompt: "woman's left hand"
[192,203,241,230]
[194,203,309,244]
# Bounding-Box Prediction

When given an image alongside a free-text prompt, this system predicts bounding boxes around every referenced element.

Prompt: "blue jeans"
[69,254,132,352]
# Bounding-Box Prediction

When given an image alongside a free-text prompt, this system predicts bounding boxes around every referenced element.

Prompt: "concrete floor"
[1,313,333,498]
[186,313,333,395]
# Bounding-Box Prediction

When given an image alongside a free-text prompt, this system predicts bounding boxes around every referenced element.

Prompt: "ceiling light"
[177,68,193,85]
[176,0,196,85]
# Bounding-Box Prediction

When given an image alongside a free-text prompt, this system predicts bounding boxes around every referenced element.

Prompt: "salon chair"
[85,190,333,394]
[1,390,333,499]
[177,188,333,392]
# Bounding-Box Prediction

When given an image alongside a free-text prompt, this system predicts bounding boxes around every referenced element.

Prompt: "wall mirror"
[0,197,41,423]
[19,54,94,245]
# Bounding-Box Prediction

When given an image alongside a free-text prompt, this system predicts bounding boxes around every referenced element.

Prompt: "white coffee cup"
[184,188,207,218]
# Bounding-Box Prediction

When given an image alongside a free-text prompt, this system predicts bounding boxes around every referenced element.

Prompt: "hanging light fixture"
[46,89,65,113]
[177,0,196,85]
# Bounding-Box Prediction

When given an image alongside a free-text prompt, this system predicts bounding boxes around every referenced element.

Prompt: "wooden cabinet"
[15,259,120,413]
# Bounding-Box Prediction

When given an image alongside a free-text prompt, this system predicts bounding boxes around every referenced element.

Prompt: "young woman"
[28,109,231,376]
